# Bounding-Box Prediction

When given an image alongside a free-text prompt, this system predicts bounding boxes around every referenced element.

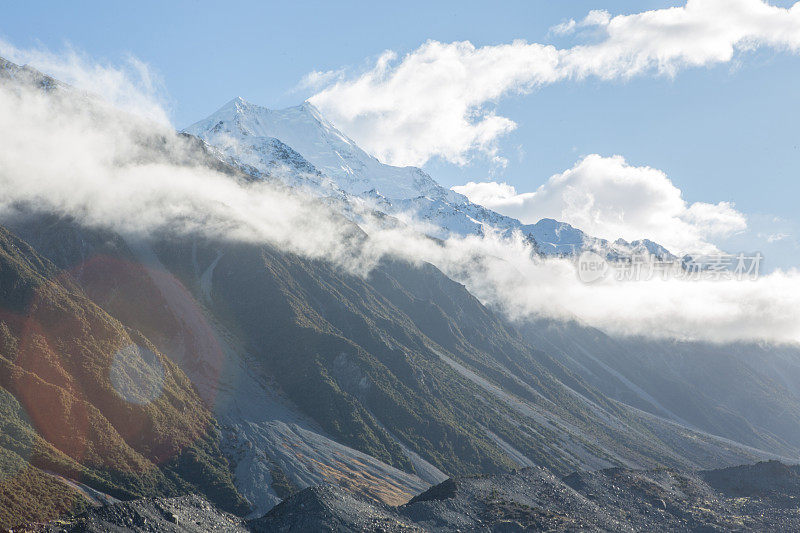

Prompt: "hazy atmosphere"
[2,2,800,531]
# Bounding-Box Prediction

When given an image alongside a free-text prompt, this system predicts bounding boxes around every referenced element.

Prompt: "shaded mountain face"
[5,210,782,522]
[519,318,800,460]
[4,215,434,518]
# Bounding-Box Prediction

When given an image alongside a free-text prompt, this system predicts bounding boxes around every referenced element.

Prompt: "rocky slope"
[253,460,800,532]
[19,460,800,532]
[17,494,249,532]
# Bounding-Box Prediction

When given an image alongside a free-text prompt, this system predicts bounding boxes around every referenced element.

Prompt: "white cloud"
[549,19,577,36]
[583,10,613,28]
[309,0,800,167]
[0,39,170,125]
[307,40,556,167]
[363,226,800,344]
[311,42,541,167]
[550,10,611,36]
[0,72,363,267]
[294,69,345,91]
[764,232,791,243]
[453,181,519,206]
[2,45,799,345]
[453,154,747,254]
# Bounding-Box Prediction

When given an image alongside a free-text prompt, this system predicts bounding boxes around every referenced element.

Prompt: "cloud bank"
[309,0,800,167]
[0,73,363,268]
[0,39,171,125]
[1,50,799,345]
[453,154,747,254]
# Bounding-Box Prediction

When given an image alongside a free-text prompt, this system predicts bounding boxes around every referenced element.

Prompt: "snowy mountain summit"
[186,97,448,200]
[185,98,671,258]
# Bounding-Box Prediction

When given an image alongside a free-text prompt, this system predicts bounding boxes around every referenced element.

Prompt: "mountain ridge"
[184,97,674,260]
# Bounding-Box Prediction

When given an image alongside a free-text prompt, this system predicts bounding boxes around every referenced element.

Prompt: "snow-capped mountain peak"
[185,99,673,259]
[187,97,450,201]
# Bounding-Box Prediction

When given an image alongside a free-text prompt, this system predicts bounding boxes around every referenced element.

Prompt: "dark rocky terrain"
[17,460,800,532]
[15,495,248,532]
[252,460,800,532]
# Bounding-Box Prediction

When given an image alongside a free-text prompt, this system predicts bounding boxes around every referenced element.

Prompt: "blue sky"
[3,0,800,267]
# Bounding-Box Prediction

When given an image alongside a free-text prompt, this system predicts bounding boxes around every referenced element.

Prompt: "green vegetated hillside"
[9,206,776,498]
[143,229,775,479]
[0,225,248,529]
[225,245,778,467]
[1,135,787,527]
[4,189,785,525]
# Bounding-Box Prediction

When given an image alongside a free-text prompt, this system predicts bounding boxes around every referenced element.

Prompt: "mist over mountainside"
[2,54,800,532]
[182,91,800,463]
[520,319,800,454]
